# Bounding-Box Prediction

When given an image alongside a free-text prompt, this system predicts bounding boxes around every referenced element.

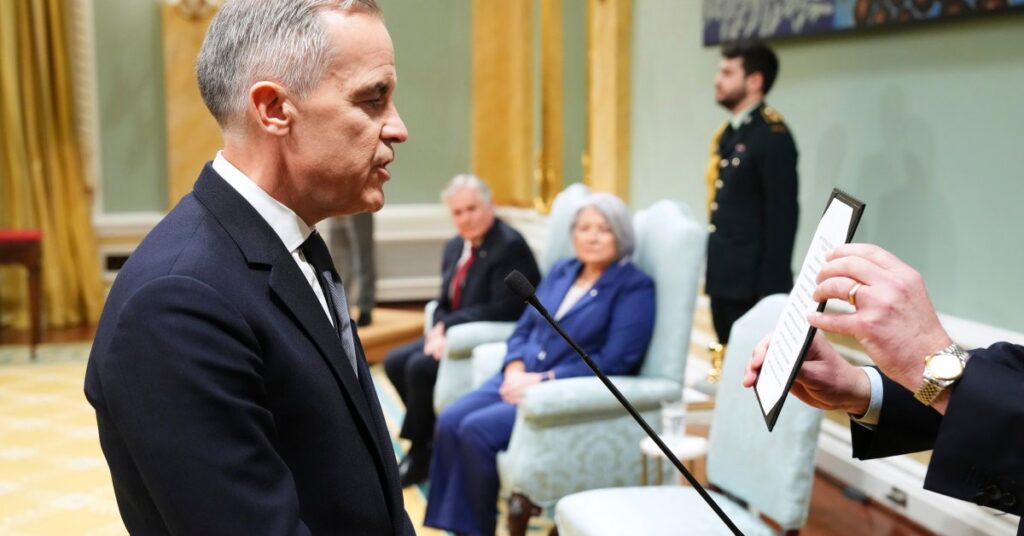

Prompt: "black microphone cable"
[504,270,743,536]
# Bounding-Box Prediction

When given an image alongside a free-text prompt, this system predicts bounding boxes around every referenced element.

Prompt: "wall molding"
[817,419,1018,535]
[93,212,166,239]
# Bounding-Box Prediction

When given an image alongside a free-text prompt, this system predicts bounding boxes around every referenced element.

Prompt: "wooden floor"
[0,311,934,536]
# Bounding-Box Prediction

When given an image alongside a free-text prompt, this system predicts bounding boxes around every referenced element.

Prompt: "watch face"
[927,353,964,381]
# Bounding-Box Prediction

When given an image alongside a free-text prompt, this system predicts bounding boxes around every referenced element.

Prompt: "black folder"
[755,188,865,431]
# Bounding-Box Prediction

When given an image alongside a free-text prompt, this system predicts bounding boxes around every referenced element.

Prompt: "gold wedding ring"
[847,282,863,307]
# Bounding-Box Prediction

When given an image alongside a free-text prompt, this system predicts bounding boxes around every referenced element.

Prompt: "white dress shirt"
[212,152,335,326]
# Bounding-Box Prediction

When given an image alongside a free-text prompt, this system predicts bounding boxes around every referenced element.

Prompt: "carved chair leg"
[507,493,542,536]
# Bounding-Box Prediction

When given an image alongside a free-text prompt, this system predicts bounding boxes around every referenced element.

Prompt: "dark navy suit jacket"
[85,165,413,535]
[432,218,540,329]
[706,102,798,301]
[851,343,1024,524]
[501,257,655,378]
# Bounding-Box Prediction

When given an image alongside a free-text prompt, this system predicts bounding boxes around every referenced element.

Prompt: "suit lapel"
[268,261,382,452]
[458,218,508,297]
[193,165,387,481]
[556,260,626,322]
[547,263,578,313]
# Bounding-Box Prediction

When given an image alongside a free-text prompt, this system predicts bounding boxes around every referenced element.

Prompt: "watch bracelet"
[913,342,967,406]
[913,378,945,405]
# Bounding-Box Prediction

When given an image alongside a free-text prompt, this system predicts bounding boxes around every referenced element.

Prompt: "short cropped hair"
[441,174,493,205]
[722,42,780,95]
[196,0,382,129]
[572,192,635,262]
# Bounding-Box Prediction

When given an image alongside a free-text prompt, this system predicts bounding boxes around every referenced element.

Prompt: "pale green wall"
[632,3,1024,331]
[379,0,472,203]
[94,0,168,213]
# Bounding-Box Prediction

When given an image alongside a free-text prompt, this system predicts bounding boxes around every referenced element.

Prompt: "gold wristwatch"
[913,343,969,406]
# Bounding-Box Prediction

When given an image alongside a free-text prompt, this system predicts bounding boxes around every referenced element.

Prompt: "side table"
[640,434,708,486]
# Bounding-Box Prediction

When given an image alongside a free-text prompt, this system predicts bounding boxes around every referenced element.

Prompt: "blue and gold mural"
[703,0,1024,45]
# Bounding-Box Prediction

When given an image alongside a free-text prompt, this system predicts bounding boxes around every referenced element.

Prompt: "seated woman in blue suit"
[424,193,656,536]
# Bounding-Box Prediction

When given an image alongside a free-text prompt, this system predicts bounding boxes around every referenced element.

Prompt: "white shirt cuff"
[851,366,883,428]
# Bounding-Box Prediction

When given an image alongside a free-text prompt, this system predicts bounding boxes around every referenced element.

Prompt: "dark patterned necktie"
[300,231,358,376]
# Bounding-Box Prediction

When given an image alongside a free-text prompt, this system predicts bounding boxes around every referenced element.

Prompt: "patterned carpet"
[0,342,549,535]
[0,344,124,536]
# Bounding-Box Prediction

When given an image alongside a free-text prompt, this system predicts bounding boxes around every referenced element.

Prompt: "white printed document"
[755,189,864,431]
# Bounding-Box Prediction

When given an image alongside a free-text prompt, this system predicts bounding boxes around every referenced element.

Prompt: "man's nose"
[383,104,408,144]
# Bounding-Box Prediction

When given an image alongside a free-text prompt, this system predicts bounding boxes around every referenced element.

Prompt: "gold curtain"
[0,0,104,329]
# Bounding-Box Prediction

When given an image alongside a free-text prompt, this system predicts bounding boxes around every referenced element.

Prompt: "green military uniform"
[705,102,798,343]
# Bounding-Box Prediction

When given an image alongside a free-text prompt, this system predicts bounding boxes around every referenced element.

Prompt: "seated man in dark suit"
[745,243,1023,529]
[384,174,541,487]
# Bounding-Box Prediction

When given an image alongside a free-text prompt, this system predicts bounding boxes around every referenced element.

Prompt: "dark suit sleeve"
[502,306,539,369]
[851,344,1024,516]
[502,258,564,370]
[97,276,312,535]
[924,343,1024,515]
[756,128,799,296]
[550,274,656,379]
[432,240,459,326]
[850,370,942,460]
[436,238,540,329]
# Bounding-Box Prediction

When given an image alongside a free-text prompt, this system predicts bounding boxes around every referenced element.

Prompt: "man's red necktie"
[449,247,478,310]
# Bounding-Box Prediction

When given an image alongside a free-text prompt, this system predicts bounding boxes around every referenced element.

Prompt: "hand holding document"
[755,189,864,431]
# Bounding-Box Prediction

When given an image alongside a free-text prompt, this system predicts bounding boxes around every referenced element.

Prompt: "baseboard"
[93,212,166,284]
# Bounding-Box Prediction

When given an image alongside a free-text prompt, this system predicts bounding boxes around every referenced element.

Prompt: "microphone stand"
[523,295,743,536]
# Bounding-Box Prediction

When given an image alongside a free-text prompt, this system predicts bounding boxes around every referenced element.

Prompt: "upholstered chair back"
[632,200,706,383]
[706,294,824,531]
[540,183,591,275]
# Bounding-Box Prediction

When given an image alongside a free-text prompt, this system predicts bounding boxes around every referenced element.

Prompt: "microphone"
[504,270,742,536]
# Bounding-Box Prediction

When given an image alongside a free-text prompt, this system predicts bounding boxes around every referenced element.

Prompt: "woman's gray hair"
[441,174,492,205]
[196,0,381,129]
[572,192,635,261]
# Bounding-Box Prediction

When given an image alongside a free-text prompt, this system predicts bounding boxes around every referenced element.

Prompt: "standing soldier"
[705,42,799,347]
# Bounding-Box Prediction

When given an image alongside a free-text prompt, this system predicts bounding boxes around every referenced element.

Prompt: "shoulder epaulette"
[761,106,785,124]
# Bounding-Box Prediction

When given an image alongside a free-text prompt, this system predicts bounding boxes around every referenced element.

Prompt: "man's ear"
[745,71,764,96]
[250,82,292,136]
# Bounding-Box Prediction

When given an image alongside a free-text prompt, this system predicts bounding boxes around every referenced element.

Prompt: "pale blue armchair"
[554,295,824,536]
[431,183,593,413]
[460,199,706,535]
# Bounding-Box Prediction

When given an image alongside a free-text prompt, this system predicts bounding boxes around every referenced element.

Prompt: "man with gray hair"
[384,174,540,487]
[85,1,412,534]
